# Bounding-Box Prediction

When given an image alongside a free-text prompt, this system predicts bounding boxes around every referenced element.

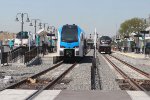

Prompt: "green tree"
[119,18,148,38]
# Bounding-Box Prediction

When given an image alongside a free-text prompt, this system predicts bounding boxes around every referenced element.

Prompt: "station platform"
[113,51,149,59]
[0,89,150,100]
[43,52,58,57]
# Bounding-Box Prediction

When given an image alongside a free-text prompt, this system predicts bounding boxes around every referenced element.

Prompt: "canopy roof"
[146,26,150,31]
[37,28,48,36]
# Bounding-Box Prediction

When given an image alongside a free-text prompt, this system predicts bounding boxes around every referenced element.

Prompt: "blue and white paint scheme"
[57,24,86,57]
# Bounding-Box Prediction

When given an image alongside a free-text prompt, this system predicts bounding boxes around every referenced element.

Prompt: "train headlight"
[101,41,105,44]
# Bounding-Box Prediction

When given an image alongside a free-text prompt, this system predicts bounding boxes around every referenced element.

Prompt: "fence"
[24,47,38,64]
[9,47,23,63]
[1,52,8,64]
[1,46,38,65]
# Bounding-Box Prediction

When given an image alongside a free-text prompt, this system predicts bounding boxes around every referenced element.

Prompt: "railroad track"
[26,62,77,100]
[25,50,91,99]
[3,61,63,90]
[0,50,91,99]
[110,55,150,79]
[2,61,78,100]
[102,54,150,91]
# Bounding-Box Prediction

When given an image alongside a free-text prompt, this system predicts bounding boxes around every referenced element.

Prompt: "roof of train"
[99,36,112,40]
[58,24,85,33]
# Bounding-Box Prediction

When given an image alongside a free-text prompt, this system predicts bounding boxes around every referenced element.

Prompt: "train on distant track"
[57,24,87,58]
[14,31,36,47]
[97,36,112,54]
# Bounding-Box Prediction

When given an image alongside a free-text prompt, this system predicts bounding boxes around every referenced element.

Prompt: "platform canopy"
[37,28,48,36]
[127,38,134,41]
[130,32,136,36]
[145,26,150,31]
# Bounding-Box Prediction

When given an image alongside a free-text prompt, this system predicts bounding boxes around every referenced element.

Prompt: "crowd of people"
[7,39,55,57]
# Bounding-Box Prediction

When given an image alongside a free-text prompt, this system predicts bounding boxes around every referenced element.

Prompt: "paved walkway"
[113,51,150,59]
[43,52,58,57]
[0,89,150,100]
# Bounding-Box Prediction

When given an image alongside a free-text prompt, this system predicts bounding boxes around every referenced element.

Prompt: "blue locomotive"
[57,24,86,58]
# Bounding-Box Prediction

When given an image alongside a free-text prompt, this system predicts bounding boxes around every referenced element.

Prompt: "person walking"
[42,41,46,56]
[8,39,14,51]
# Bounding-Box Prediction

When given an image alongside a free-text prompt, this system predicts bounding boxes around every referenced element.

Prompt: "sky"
[0,0,150,37]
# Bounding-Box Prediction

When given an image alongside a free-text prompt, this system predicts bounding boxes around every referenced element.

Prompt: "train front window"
[61,26,78,42]
[16,32,29,39]
[100,36,111,40]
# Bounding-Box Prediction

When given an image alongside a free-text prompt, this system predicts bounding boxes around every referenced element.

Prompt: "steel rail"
[25,49,91,100]
[26,63,77,100]
[3,61,63,90]
[103,55,146,91]
[110,55,150,79]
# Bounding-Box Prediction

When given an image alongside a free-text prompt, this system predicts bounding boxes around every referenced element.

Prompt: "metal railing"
[24,47,38,64]
[1,52,9,65]
[1,46,37,65]
[9,47,23,63]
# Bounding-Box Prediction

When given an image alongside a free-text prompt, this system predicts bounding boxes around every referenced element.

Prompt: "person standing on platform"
[42,41,46,56]
[8,39,14,51]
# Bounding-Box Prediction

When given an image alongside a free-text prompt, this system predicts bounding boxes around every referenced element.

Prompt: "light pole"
[15,13,30,32]
[15,13,30,45]
[47,26,55,52]
[29,19,41,35]
[29,19,42,56]
[42,23,48,30]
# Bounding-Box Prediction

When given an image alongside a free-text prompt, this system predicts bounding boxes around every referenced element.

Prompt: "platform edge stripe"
[33,90,62,100]
[126,91,150,100]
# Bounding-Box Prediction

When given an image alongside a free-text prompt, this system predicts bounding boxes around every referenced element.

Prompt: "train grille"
[64,49,75,57]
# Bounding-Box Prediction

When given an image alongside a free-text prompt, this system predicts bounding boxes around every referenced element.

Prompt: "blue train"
[57,24,87,58]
